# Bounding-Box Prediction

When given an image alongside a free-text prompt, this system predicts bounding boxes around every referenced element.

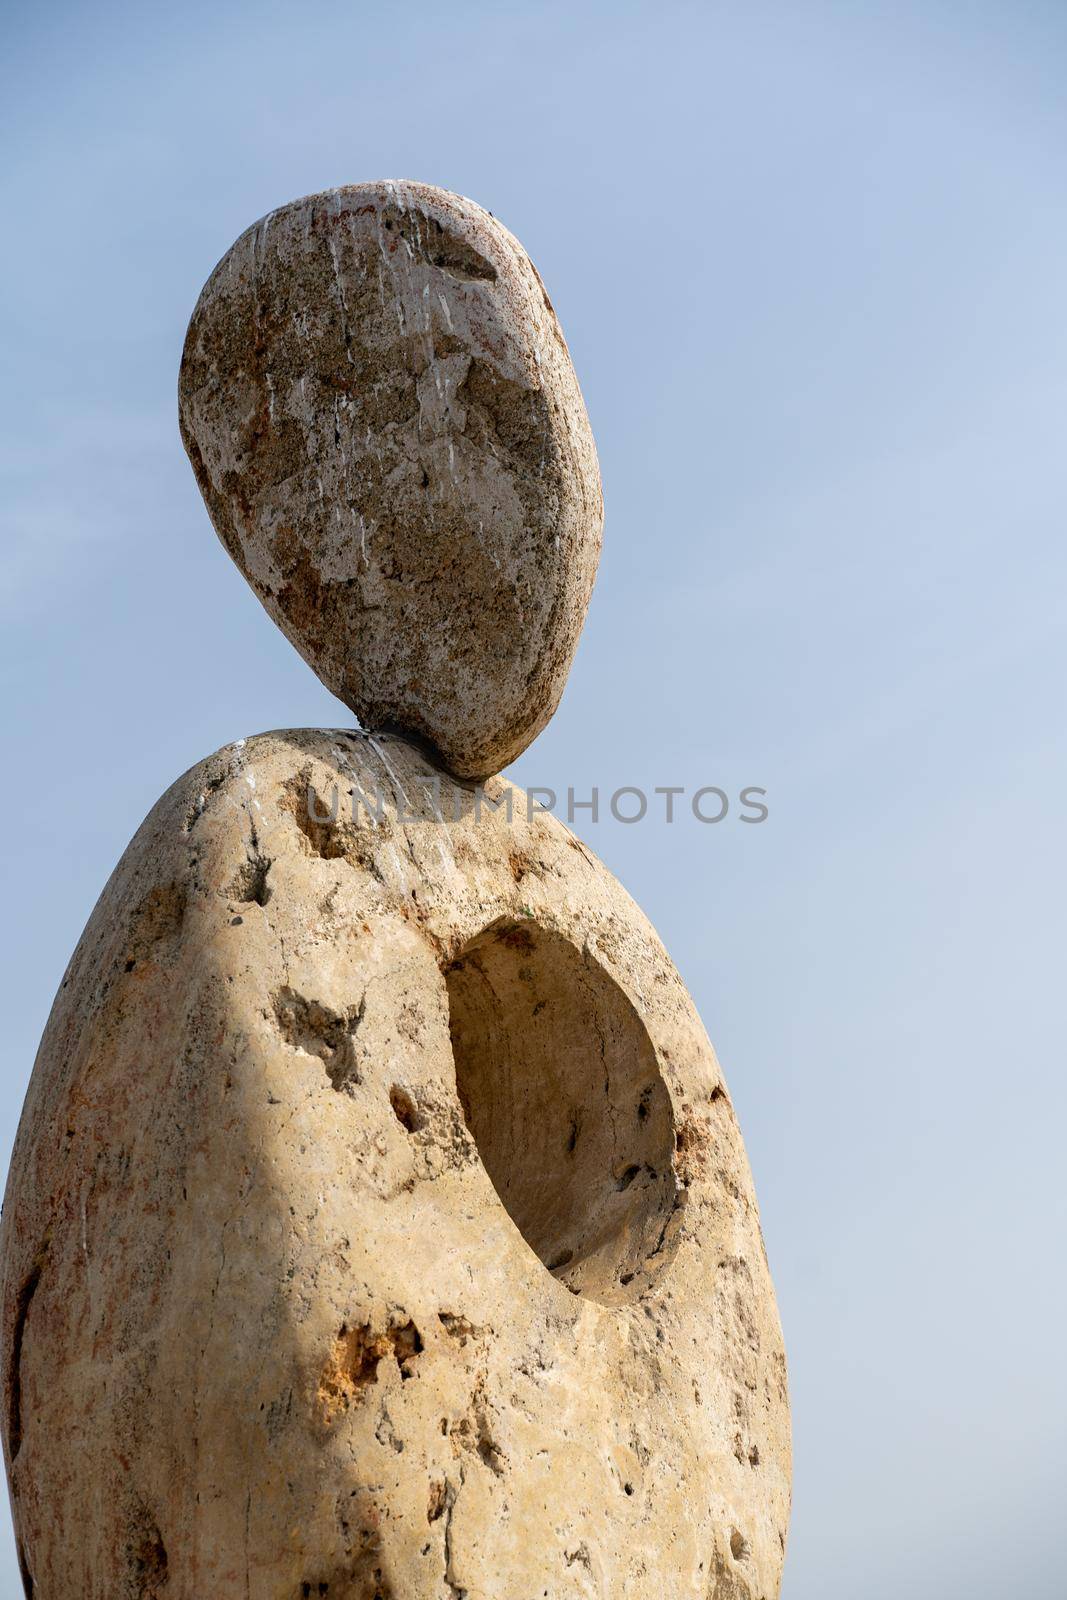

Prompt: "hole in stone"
[730,1529,749,1562]
[227,851,272,906]
[427,1480,448,1522]
[126,1503,168,1597]
[317,1319,421,1423]
[389,1085,422,1133]
[445,920,680,1305]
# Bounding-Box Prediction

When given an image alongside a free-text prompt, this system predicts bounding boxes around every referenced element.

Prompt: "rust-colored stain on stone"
[317,1318,423,1425]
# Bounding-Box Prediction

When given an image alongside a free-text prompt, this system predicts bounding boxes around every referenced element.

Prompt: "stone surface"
[179,183,603,780]
[0,729,790,1598]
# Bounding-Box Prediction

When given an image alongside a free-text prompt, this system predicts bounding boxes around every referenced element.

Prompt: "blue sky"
[2,2,1066,1594]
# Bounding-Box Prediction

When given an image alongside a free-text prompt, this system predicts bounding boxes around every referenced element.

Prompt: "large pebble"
[0,730,790,1597]
[179,183,603,779]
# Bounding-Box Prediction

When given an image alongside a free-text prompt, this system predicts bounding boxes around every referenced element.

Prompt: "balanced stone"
[0,731,790,1597]
[3,182,791,1598]
[179,182,603,781]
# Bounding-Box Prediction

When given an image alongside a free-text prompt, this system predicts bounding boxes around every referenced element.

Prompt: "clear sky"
[2,1,1066,1594]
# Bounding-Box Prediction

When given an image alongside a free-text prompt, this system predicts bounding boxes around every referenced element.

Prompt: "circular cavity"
[445,920,680,1305]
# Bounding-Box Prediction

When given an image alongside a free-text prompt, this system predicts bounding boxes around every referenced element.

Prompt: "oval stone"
[179,183,603,779]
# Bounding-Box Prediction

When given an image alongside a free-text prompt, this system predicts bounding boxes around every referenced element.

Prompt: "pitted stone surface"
[0,730,790,1599]
[179,183,603,780]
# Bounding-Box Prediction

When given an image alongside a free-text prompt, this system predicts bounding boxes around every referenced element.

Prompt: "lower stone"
[0,729,789,1598]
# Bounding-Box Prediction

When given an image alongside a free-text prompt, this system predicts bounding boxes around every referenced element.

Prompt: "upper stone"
[179,181,603,779]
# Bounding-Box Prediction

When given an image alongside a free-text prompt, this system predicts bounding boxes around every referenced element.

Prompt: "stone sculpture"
[0,183,790,1599]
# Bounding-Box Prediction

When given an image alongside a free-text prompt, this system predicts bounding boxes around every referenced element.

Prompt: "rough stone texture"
[179,183,603,780]
[0,730,789,1598]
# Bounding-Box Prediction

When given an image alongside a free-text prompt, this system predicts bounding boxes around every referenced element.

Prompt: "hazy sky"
[2,2,1066,1595]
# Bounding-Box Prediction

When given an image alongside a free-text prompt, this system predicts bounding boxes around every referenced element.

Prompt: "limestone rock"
[179,184,603,780]
[0,730,789,1598]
